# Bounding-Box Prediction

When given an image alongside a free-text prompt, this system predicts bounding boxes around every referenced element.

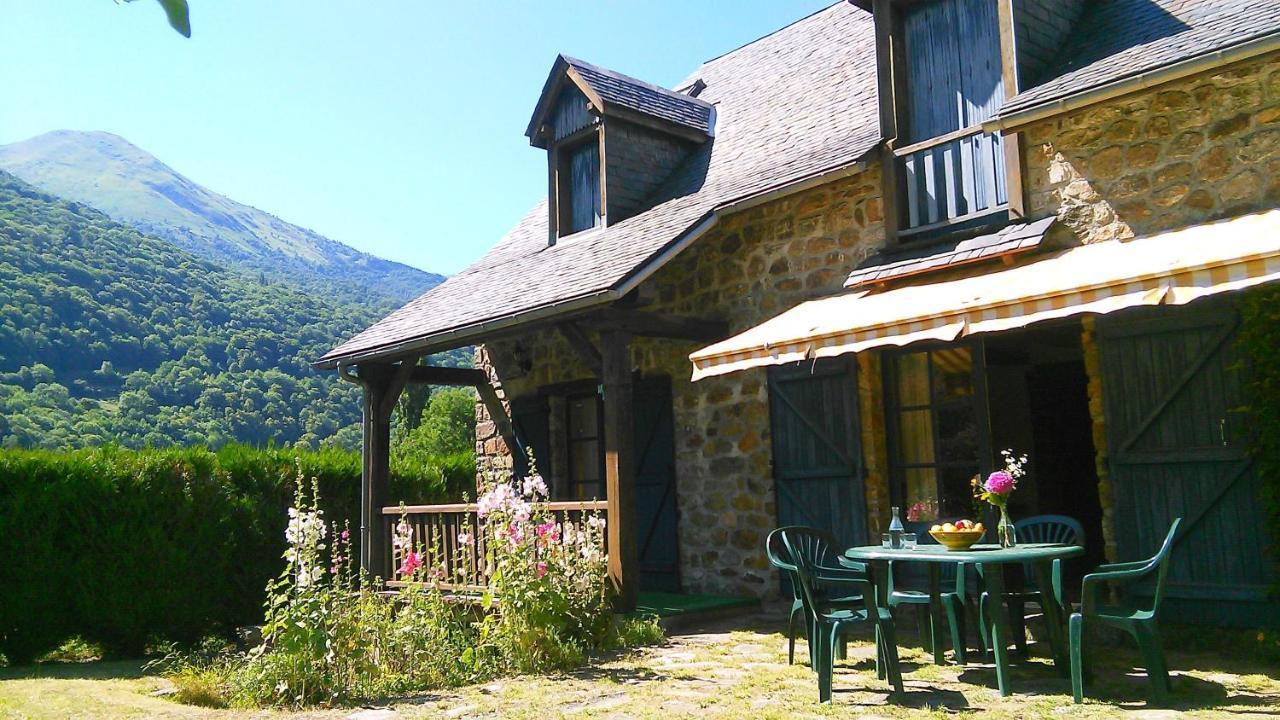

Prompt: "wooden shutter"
[511,396,552,481]
[1098,302,1276,626]
[767,357,867,548]
[567,142,600,233]
[633,377,680,592]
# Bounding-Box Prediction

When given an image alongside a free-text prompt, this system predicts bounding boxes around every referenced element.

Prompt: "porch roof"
[689,209,1280,381]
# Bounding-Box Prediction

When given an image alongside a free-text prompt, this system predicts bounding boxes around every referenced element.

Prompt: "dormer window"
[876,0,1014,241]
[526,55,715,245]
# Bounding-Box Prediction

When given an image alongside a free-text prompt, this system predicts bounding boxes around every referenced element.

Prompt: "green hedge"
[0,444,473,663]
[1240,286,1280,596]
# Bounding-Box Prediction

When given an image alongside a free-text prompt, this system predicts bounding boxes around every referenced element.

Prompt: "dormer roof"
[525,55,715,148]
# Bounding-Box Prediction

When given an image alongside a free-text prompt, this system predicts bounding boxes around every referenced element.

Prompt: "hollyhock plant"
[398,550,422,578]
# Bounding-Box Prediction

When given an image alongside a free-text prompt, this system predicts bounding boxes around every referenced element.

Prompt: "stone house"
[319,0,1280,625]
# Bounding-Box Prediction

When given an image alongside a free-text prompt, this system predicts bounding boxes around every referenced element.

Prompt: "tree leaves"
[120,0,191,38]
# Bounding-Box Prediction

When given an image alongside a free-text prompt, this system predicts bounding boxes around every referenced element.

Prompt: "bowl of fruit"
[928,519,985,551]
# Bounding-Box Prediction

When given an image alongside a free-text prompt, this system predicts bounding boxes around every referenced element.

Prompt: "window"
[893,0,1008,234]
[559,139,601,235]
[565,392,605,500]
[885,344,990,520]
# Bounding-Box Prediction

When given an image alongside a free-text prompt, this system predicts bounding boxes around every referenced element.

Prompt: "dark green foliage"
[1238,285,1280,595]
[396,388,478,461]
[0,170,467,449]
[0,444,472,664]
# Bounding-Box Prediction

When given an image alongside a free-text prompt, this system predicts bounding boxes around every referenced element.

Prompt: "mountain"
[0,170,383,449]
[0,130,443,307]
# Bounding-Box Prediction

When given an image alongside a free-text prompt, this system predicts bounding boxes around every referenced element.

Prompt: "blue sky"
[0,1,833,274]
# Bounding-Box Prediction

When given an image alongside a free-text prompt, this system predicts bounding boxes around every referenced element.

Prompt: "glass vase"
[997,506,1017,548]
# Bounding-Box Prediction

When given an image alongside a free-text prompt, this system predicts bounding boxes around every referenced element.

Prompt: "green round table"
[844,542,1084,697]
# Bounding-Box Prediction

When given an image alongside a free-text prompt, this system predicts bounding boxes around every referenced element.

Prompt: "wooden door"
[1098,302,1275,626]
[767,358,867,549]
[510,396,552,481]
[633,377,680,591]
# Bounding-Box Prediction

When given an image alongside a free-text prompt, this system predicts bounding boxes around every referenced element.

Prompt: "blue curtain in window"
[568,142,600,233]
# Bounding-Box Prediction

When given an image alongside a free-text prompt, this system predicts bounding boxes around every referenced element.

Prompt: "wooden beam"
[558,322,603,376]
[475,381,522,469]
[589,309,727,342]
[600,330,638,611]
[406,366,488,386]
[873,0,905,242]
[356,360,415,580]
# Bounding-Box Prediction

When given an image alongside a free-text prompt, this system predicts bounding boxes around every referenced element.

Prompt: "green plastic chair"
[999,514,1085,655]
[766,527,867,667]
[1069,518,1182,705]
[890,520,982,664]
[778,530,904,703]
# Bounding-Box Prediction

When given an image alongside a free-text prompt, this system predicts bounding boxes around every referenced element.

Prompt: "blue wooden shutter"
[767,357,867,549]
[567,142,600,233]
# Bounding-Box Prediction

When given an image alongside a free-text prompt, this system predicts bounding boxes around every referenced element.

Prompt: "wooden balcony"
[896,125,1007,235]
[381,499,609,593]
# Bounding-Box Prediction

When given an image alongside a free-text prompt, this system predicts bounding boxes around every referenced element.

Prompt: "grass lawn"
[2,610,1277,719]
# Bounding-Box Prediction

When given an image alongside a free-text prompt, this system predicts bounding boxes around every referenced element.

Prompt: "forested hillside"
[0,131,444,308]
[0,171,451,449]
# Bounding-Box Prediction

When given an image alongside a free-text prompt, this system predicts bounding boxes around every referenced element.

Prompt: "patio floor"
[1,607,1276,718]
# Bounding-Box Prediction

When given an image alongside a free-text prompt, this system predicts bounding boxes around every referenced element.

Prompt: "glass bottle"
[997,506,1017,548]
[889,506,905,549]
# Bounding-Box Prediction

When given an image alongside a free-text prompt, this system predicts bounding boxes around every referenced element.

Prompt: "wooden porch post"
[355,361,414,580]
[600,330,638,611]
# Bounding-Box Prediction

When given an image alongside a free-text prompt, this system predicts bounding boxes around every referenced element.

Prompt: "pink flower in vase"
[984,470,1016,496]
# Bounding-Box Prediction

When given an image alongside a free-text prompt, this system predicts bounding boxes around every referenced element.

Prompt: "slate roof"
[563,56,714,136]
[1001,0,1280,116]
[319,2,881,367]
[843,217,1054,289]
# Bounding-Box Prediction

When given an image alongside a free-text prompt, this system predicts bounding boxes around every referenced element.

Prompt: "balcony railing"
[380,500,609,593]
[897,125,1007,235]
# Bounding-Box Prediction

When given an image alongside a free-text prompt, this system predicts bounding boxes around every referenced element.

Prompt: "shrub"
[0,444,467,664]
[171,463,660,708]
[1239,285,1280,595]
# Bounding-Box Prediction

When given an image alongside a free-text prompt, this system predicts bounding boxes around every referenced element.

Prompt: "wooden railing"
[896,125,1007,234]
[380,500,609,592]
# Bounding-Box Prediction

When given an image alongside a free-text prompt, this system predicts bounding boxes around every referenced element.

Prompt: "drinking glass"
[881,533,892,548]
[902,532,918,549]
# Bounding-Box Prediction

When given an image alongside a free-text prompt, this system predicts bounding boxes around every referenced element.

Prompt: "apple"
[974,522,985,533]
[942,522,957,532]
[956,519,972,530]
[930,524,943,533]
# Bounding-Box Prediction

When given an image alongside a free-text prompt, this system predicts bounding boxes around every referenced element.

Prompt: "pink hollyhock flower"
[535,521,560,543]
[340,529,350,541]
[536,561,548,579]
[985,470,1015,495]
[398,550,422,578]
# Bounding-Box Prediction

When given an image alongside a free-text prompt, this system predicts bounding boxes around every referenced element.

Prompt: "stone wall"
[1022,51,1280,246]
[477,169,886,597]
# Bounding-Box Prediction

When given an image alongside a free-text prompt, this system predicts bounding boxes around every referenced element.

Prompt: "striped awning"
[690,209,1280,381]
